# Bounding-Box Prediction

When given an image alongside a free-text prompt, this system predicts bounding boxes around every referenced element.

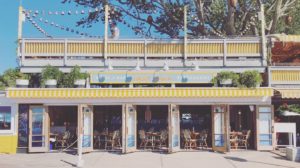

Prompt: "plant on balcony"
[277,103,300,114]
[62,65,88,88]
[40,65,63,88]
[239,70,262,88]
[211,71,239,87]
[0,68,30,88]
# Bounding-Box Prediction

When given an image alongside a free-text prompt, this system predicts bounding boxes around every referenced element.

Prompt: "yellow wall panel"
[272,70,300,81]
[0,135,17,154]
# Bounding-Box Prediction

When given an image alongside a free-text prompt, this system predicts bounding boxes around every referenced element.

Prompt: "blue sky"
[0,0,137,73]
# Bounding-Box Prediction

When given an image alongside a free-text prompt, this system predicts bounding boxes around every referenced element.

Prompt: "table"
[230,132,243,149]
[145,132,161,149]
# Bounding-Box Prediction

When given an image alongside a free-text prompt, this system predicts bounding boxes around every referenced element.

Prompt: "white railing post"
[104,4,109,61]
[144,39,147,66]
[76,134,84,168]
[223,39,227,66]
[64,39,67,66]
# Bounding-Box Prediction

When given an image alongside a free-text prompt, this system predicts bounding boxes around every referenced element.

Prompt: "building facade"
[1,35,287,154]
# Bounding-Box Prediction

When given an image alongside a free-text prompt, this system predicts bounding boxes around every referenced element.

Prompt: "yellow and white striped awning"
[6,88,273,99]
[277,89,300,99]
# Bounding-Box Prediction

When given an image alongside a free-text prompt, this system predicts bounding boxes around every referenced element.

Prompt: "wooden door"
[78,104,94,153]
[212,105,228,152]
[28,105,49,153]
[256,105,274,150]
[168,104,180,153]
[125,104,137,153]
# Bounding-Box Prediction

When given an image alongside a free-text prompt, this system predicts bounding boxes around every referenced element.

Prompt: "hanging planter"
[277,104,300,115]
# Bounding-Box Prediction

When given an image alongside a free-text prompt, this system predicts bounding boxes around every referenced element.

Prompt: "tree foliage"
[62,0,300,38]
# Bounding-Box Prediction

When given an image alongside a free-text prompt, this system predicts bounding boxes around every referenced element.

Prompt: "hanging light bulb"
[163,61,169,71]
[134,59,141,71]
[192,62,199,71]
[107,59,113,70]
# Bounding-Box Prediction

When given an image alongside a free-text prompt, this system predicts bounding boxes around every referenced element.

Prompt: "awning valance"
[277,89,300,99]
[6,88,273,99]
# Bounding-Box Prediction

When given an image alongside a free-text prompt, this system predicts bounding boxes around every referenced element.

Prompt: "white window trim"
[0,105,16,134]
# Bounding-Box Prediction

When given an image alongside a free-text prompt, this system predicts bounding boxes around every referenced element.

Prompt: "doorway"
[93,105,122,151]
[136,105,169,151]
[48,106,78,151]
[179,105,212,150]
[229,105,256,150]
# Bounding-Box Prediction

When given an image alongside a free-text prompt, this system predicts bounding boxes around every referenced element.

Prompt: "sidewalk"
[0,151,299,168]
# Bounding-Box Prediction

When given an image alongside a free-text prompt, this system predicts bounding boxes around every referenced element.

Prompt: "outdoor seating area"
[179,106,211,150]
[48,106,78,150]
[181,129,208,150]
[138,129,168,150]
[137,105,169,151]
[229,130,251,150]
[93,105,122,151]
[229,105,255,150]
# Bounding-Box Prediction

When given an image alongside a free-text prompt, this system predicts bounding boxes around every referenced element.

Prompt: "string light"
[25,13,52,38]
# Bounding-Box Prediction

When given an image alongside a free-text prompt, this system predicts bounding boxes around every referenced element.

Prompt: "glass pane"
[259,113,271,134]
[83,135,91,147]
[214,112,224,147]
[31,107,44,135]
[258,106,272,147]
[0,106,11,130]
[32,142,44,147]
[127,109,135,147]
[18,105,29,147]
[214,134,224,147]
[82,111,91,147]
[171,110,179,147]
[32,136,44,141]
[259,107,271,113]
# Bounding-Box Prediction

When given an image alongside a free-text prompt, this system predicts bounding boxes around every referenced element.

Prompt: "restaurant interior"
[136,105,169,151]
[93,105,122,151]
[48,106,78,150]
[179,105,211,150]
[229,105,256,150]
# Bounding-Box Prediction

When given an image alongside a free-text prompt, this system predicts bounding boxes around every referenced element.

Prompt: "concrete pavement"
[0,151,299,168]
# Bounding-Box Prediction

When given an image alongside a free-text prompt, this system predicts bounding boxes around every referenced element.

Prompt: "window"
[0,106,11,130]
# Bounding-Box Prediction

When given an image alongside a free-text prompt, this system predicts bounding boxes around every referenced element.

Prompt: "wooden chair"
[138,130,152,149]
[55,131,70,149]
[230,132,238,149]
[239,130,251,150]
[155,130,168,149]
[183,129,197,149]
[105,130,118,150]
[198,132,208,149]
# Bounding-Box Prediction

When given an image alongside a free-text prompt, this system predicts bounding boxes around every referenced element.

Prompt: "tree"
[62,0,299,38]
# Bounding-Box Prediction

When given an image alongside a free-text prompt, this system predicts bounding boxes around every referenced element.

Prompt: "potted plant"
[239,70,262,88]
[16,73,30,88]
[41,65,63,88]
[63,66,88,88]
[211,71,239,87]
[1,68,30,88]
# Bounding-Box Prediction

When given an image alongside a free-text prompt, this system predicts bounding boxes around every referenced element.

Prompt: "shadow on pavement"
[224,156,247,162]
[224,156,298,168]
[60,160,77,167]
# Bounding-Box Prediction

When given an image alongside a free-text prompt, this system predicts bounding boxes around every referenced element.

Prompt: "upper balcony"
[18,37,264,73]
[271,35,300,66]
